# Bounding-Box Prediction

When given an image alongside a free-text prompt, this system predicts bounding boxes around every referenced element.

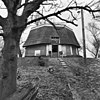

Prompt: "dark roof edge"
[23,43,80,48]
[23,43,51,47]
[60,44,80,47]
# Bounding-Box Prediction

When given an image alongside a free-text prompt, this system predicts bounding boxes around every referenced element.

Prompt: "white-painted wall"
[58,45,67,56]
[46,45,48,56]
[58,45,62,51]
[76,48,79,55]
[70,46,73,55]
[62,45,66,56]
[46,45,52,56]
[46,44,79,57]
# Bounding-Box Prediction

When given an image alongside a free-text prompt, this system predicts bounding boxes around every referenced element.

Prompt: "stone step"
[61,61,66,64]
[58,58,63,61]
[63,65,67,68]
[60,61,65,62]
[62,64,66,66]
[60,60,63,62]
[61,62,66,65]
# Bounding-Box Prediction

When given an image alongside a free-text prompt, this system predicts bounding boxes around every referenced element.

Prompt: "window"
[72,46,76,55]
[51,37,59,39]
[51,37,59,44]
[35,50,41,56]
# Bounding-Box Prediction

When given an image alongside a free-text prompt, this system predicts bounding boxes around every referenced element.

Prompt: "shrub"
[38,56,45,66]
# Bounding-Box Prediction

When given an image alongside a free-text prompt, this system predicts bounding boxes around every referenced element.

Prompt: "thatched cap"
[23,25,80,48]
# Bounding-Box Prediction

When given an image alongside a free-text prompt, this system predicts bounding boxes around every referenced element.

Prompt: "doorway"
[52,45,58,57]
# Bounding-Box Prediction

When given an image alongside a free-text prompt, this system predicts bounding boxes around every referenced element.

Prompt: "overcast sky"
[0,0,99,57]
[0,0,96,40]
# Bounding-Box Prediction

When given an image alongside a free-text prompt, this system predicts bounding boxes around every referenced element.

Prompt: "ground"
[17,57,100,100]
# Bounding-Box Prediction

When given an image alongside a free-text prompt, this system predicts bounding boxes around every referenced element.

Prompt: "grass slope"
[17,57,100,100]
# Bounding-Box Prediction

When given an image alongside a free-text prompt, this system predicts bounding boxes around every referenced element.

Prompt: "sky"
[0,0,99,57]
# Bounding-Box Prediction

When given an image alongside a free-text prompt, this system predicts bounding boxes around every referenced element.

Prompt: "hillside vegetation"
[17,57,100,100]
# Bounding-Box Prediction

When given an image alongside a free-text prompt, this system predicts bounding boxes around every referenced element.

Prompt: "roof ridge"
[31,24,73,31]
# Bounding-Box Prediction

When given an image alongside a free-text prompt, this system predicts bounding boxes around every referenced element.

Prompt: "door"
[52,45,58,57]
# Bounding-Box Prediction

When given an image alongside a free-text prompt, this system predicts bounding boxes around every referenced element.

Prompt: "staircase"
[58,58,81,100]
[58,58,67,67]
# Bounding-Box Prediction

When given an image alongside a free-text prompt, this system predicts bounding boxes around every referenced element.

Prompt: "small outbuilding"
[23,24,80,57]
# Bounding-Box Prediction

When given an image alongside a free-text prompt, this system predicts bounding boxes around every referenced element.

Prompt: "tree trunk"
[0,35,18,100]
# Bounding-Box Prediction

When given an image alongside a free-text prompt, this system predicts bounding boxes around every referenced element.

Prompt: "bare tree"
[86,22,100,58]
[0,0,99,100]
[91,0,100,21]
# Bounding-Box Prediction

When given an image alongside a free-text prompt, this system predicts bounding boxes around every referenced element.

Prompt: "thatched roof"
[23,25,80,47]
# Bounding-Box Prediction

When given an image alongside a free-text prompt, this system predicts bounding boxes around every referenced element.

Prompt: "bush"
[38,56,45,66]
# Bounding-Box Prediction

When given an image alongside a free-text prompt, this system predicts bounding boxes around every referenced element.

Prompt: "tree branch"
[36,11,57,29]
[24,6,85,26]
[68,10,77,20]
[0,15,6,27]
[56,15,77,26]
[19,5,100,28]
[22,0,46,18]
[67,0,75,7]
[1,0,15,12]
[89,0,100,7]
[86,46,96,57]
[18,0,30,9]
[13,0,22,10]
[2,0,22,13]
[1,0,8,8]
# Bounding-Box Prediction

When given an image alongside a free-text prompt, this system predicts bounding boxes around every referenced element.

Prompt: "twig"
[36,11,57,29]
[19,6,100,28]
[56,15,77,26]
